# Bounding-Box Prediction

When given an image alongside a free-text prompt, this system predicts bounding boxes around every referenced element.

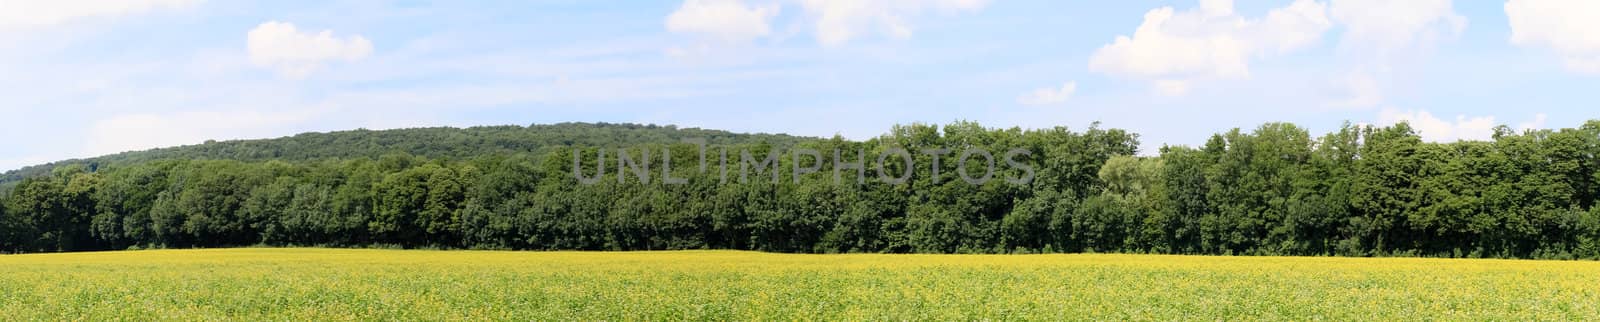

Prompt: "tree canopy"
[3,121,1600,259]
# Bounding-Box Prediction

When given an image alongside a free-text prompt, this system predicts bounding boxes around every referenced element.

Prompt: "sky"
[1,0,1598,171]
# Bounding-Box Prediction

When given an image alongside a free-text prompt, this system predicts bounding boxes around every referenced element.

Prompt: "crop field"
[1,249,1598,320]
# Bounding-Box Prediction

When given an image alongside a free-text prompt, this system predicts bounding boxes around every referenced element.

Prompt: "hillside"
[3,120,1600,260]
[0,123,814,189]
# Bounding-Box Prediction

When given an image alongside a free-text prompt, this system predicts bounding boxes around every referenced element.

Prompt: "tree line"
[3,121,1600,259]
[0,123,809,187]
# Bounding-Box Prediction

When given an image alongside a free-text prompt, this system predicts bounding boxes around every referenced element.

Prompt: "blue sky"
[1,0,1597,171]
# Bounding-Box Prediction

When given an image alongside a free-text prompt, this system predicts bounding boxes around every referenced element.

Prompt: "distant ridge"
[1,122,816,188]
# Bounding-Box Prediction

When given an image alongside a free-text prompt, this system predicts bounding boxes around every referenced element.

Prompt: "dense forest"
[0,123,808,187]
[4,121,1600,259]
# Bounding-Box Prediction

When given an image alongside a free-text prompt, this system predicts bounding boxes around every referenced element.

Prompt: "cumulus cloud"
[661,0,990,48]
[666,0,778,43]
[1506,0,1600,74]
[1016,81,1076,106]
[1325,0,1465,108]
[1517,113,1549,132]
[1377,108,1496,142]
[1089,0,1331,95]
[0,0,200,31]
[1331,0,1465,55]
[1373,109,1546,143]
[247,21,373,78]
[797,0,990,46]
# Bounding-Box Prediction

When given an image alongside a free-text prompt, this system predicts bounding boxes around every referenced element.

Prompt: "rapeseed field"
[1,249,1597,320]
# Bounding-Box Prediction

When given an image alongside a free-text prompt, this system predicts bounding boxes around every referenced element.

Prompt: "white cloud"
[1517,113,1549,132]
[797,0,990,46]
[666,0,778,43]
[1089,0,1331,95]
[85,108,322,156]
[1373,108,1549,143]
[1324,0,1465,108]
[0,0,200,31]
[1016,81,1076,106]
[661,0,989,48]
[1506,0,1600,74]
[1331,0,1465,56]
[247,21,373,78]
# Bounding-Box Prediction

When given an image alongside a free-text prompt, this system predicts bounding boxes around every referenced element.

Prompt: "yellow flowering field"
[1,249,1597,320]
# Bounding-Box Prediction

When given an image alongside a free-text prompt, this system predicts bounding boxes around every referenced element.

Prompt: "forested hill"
[6,120,1600,260]
[0,123,815,188]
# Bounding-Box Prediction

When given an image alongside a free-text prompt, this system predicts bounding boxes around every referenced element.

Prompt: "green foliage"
[3,121,1600,259]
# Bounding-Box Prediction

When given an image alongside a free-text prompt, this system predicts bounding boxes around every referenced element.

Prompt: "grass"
[1,249,1598,320]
